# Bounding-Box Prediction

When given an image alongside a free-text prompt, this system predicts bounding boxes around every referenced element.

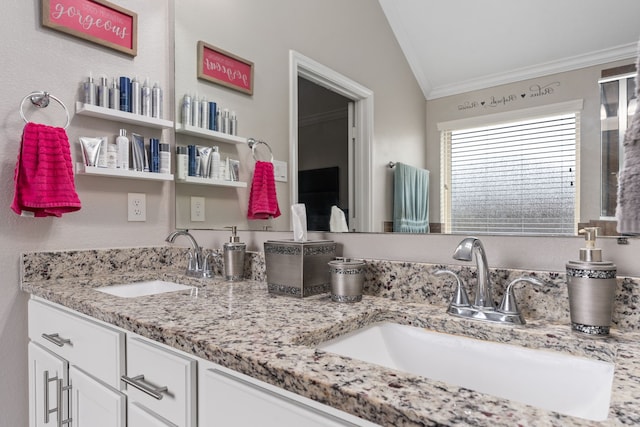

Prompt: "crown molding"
[427,43,638,100]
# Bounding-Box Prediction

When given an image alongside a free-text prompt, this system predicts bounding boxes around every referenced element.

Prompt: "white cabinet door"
[28,343,69,427]
[199,367,371,427]
[69,365,126,427]
[129,402,178,427]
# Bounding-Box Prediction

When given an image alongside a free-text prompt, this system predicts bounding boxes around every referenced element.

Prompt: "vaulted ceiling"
[378,0,640,99]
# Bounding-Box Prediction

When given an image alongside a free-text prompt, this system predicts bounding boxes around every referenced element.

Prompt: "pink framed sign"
[197,41,254,95]
[41,0,137,57]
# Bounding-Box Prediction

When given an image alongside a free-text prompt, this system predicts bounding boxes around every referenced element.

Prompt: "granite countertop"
[21,270,640,427]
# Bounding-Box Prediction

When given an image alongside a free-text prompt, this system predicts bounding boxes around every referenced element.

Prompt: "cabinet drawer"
[125,337,196,427]
[28,299,125,389]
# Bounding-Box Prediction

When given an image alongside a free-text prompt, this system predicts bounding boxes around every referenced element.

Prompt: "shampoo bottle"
[223,226,245,281]
[566,227,617,336]
[116,129,130,170]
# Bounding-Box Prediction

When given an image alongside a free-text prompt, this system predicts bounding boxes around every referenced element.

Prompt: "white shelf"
[175,176,247,188]
[75,102,174,130]
[175,123,247,145]
[76,163,173,181]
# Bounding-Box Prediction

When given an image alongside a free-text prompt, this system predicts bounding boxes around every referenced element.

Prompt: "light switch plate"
[191,196,205,222]
[273,160,287,182]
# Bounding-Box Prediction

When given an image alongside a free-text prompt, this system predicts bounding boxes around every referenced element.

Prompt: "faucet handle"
[498,276,545,315]
[435,270,470,307]
[203,250,220,278]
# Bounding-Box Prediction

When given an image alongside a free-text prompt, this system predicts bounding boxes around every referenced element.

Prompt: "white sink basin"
[96,280,195,298]
[317,322,614,421]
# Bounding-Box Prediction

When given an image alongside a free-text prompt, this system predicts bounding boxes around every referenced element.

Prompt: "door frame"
[289,50,374,232]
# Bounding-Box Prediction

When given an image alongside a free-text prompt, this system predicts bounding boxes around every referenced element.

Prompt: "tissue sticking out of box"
[292,203,307,242]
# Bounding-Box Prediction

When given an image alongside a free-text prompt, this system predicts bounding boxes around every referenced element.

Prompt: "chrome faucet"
[452,237,494,310]
[166,230,206,277]
[437,237,544,325]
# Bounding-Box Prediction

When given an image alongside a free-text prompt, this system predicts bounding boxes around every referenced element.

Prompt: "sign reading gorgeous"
[197,41,254,95]
[42,0,137,56]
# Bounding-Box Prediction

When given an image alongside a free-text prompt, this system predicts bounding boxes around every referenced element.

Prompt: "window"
[440,110,579,236]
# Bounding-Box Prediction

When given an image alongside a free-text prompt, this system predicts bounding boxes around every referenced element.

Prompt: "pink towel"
[247,160,281,220]
[11,123,81,217]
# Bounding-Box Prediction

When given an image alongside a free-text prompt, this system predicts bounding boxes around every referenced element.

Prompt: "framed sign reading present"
[197,41,254,95]
[41,0,137,57]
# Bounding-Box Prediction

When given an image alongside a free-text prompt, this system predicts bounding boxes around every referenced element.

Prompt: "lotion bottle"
[223,226,245,281]
[566,227,617,336]
[116,129,130,170]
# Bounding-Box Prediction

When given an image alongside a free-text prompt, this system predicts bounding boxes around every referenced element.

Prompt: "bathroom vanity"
[21,247,640,426]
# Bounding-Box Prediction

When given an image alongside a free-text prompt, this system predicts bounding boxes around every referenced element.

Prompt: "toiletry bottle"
[97,75,109,107]
[188,145,197,176]
[131,76,141,115]
[566,227,617,336]
[159,143,171,174]
[84,73,96,105]
[97,136,108,168]
[223,226,246,281]
[182,94,192,126]
[106,142,118,169]
[208,101,217,131]
[200,97,209,129]
[192,95,201,128]
[119,76,131,112]
[116,129,130,170]
[152,82,163,119]
[216,107,223,133]
[176,146,188,179]
[211,146,221,180]
[149,138,160,173]
[230,111,238,136]
[141,77,151,116]
[109,78,120,109]
[223,109,230,134]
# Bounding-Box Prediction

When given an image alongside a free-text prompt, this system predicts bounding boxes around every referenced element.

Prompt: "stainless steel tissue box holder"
[264,240,337,297]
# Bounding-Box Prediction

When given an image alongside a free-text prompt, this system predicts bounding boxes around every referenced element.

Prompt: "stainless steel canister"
[223,242,245,281]
[329,259,365,303]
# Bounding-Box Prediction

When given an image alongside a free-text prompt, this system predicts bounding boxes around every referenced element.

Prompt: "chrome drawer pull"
[42,333,72,347]
[121,374,168,400]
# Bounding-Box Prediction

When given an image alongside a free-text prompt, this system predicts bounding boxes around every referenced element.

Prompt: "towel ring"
[19,91,70,129]
[247,138,274,162]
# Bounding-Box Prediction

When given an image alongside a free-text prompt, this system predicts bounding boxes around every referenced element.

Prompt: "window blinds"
[443,113,578,235]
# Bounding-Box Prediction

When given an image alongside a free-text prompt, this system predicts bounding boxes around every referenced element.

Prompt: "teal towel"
[393,162,430,233]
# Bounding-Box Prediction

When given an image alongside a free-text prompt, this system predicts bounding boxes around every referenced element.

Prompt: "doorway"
[297,77,352,231]
[289,51,374,232]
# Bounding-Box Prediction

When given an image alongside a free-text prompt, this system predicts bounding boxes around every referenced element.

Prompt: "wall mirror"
[173,0,640,238]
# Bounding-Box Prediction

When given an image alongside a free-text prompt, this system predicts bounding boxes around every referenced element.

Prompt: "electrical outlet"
[191,196,205,222]
[127,193,146,222]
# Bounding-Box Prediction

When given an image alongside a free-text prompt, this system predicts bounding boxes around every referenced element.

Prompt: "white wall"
[174,0,427,232]
[0,1,173,423]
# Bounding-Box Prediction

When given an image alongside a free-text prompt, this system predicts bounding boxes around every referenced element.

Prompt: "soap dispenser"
[566,227,617,336]
[224,226,246,281]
